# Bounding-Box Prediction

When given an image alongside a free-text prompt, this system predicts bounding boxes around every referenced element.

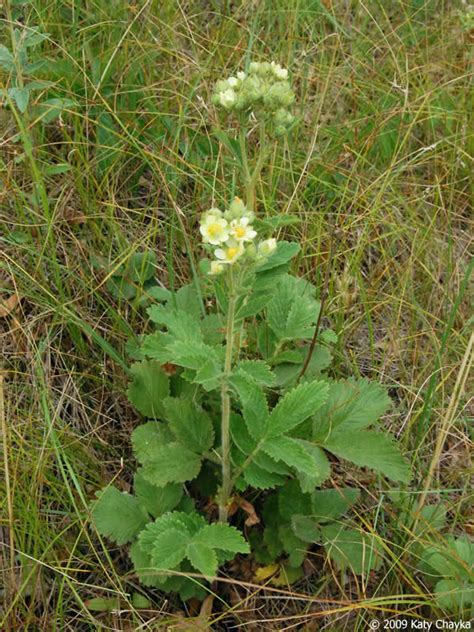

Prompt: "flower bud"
[258,238,277,256]
[209,260,225,275]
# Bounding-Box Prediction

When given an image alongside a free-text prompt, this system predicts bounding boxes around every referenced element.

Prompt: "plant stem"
[218,269,237,522]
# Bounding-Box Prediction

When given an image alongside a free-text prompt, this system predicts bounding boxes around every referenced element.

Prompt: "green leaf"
[230,413,257,455]
[131,421,173,463]
[321,524,383,574]
[291,515,322,543]
[134,470,182,518]
[37,98,76,124]
[92,487,148,545]
[256,242,300,272]
[278,480,312,520]
[322,430,411,483]
[235,293,272,319]
[141,443,202,486]
[313,378,391,439]
[230,374,269,441]
[129,541,161,587]
[243,462,286,489]
[148,528,189,569]
[9,87,30,113]
[267,275,319,341]
[235,360,276,386]
[267,380,328,438]
[186,542,218,578]
[311,488,360,523]
[163,397,214,454]
[262,436,316,477]
[193,359,222,391]
[147,304,203,343]
[195,524,250,554]
[0,45,14,71]
[296,444,331,492]
[167,339,220,371]
[435,579,474,610]
[273,346,332,387]
[85,597,121,612]
[127,360,170,418]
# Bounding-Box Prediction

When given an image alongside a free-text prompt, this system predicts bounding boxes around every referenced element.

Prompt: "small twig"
[297,225,336,383]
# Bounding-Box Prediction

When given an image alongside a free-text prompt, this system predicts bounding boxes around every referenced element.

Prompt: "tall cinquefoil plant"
[92,61,410,599]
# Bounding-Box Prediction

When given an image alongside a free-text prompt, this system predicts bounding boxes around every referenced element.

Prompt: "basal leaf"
[322,430,411,483]
[131,421,173,463]
[310,488,360,523]
[186,542,218,578]
[134,469,182,518]
[141,443,202,486]
[163,397,214,454]
[92,487,148,545]
[149,528,189,569]
[196,523,249,554]
[321,524,383,574]
[127,360,170,418]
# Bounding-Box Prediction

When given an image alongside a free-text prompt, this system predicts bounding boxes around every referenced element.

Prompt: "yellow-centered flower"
[230,217,257,242]
[214,239,244,264]
[200,215,229,245]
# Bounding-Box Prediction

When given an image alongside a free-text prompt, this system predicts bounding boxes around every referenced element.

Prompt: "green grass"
[1,0,472,628]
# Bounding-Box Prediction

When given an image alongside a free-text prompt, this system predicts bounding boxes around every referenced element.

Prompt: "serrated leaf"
[311,488,360,523]
[277,480,312,521]
[9,87,30,113]
[92,487,148,545]
[0,45,14,71]
[195,524,250,554]
[141,443,202,486]
[322,430,411,483]
[256,241,300,272]
[127,360,170,418]
[230,373,269,441]
[435,579,474,610]
[148,528,189,569]
[296,444,331,492]
[131,421,173,463]
[235,360,276,386]
[167,339,220,372]
[193,358,222,391]
[163,397,214,454]
[313,378,391,440]
[147,304,203,343]
[267,380,328,438]
[243,462,286,489]
[230,413,257,455]
[267,275,319,341]
[321,524,383,574]
[236,293,272,320]
[134,469,182,518]
[262,436,316,476]
[130,541,162,587]
[273,346,332,387]
[291,515,322,543]
[186,542,218,577]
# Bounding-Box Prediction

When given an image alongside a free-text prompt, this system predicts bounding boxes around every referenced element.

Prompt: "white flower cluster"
[212,61,295,136]
[199,197,276,274]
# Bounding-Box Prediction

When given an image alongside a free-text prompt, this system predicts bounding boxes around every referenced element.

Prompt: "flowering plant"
[91,61,410,600]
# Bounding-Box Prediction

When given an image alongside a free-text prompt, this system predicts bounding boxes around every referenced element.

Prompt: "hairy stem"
[218,270,237,522]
